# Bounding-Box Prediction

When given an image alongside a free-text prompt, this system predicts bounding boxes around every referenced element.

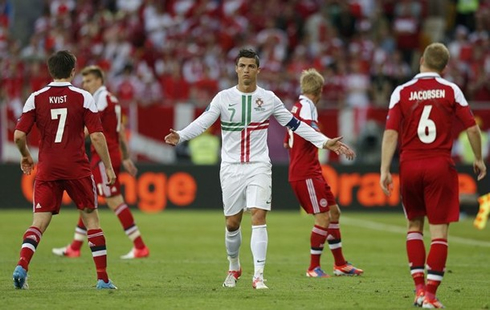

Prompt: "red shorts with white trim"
[91,159,121,198]
[400,157,459,224]
[33,176,98,214]
[290,177,336,214]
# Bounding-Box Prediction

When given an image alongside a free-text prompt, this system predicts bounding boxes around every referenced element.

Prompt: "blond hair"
[300,68,324,96]
[423,43,450,72]
[81,65,105,84]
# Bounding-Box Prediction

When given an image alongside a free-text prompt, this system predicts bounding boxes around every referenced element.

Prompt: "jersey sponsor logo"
[36,203,42,209]
[291,106,298,114]
[320,198,327,207]
[409,89,445,101]
[228,103,238,107]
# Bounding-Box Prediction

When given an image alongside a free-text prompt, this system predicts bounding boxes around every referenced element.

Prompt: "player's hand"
[20,155,34,175]
[323,136,356,160]
[283,142,290,149]
[165,129,180,146]
[105,167,117,185]
[380,171,393,196]
[122,158,138,177]
[474,159,487,181]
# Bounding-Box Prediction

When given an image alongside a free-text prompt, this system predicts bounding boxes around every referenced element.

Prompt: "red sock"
[87,229,109,282]
[70,217,86,251]
[406,231,426,292]
[114,203,146,249]
[309,225,328,270]
[425,238,448,300]
[327,221,346,266]
[17,226,43,271]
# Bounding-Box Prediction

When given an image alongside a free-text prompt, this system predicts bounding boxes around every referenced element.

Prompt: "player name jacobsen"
[409,89,445,101]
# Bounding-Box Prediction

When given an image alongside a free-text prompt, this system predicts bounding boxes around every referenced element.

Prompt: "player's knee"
[226,222,240,231]
[82,207,95,214]
[314,212,330,228]
[251,211,267,226]
[329,205,341,220]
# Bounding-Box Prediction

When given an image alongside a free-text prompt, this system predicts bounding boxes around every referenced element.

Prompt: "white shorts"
[220,162,272,216]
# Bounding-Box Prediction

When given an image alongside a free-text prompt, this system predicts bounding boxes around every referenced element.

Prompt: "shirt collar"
[48,81,72,86]
[414,72,441,79]
[93,86,107,97]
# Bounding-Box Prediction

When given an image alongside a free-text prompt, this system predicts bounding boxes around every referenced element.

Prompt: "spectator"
[159,65,191,105]
[370,63,393,108]
[455,0,479,32]
[392,0,421,65]
[344,58,371,109]
[466,44,490,102]
[110,63,143,107]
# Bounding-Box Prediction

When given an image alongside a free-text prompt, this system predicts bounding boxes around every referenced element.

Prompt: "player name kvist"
[49,95,68,104]
[409,90,445,101]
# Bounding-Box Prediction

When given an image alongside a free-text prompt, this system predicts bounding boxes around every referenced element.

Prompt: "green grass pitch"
[1,208,489,310]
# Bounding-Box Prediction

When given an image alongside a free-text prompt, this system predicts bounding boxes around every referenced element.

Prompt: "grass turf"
[0,209,489,310]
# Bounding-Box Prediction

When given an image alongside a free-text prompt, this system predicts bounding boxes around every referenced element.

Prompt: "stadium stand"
[1,0,490,163]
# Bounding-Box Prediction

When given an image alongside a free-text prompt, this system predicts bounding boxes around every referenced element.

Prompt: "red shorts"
[400,157,459,224]
[290,177,336,214]
[91,159,121,198]
[33,176,98,214]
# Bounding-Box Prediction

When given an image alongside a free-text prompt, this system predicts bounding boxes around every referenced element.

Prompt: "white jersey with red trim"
[177,85,328,164]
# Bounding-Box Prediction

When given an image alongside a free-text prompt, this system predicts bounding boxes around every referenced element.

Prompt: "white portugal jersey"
[177,86,328,164]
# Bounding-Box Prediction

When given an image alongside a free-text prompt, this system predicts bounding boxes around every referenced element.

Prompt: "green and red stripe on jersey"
[221,94,269,163]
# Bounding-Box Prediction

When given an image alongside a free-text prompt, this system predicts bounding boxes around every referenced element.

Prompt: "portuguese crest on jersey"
[254,98,265,111]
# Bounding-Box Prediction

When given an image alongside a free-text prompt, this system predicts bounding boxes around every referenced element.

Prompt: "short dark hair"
[47,50,76,79]
[235,48,260,67]
[81,65,105,84]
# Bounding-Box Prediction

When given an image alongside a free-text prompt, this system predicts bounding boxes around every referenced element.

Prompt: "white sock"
[225,227,241,270]
[251,224,268,278]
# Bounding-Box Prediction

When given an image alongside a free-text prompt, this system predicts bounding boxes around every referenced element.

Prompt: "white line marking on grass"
[342,216,490,248]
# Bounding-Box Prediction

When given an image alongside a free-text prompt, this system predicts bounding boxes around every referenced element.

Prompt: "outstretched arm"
[273,97,355,159]
[165,129,180,146]
[323,136,356,160]
[286,117,356,160]
[165,100,221,146]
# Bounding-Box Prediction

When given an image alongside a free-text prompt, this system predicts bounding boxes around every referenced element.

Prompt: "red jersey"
[16,81,103,181]
[286,95,323,181]
[90,86,121,164]
[386,72,476,162]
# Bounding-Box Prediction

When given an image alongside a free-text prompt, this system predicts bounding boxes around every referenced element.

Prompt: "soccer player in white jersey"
[165,48,355,289]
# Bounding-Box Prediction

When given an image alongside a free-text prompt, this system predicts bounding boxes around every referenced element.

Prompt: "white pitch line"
[342,216,490,248]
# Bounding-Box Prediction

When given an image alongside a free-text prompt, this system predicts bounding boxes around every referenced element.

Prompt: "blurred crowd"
[2,0,490,111]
